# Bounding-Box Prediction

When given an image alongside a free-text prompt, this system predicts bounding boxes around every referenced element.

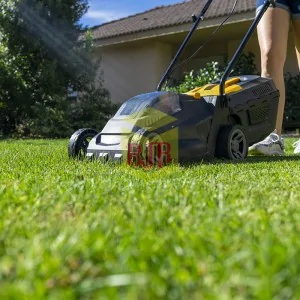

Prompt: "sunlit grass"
[1,138,300,299]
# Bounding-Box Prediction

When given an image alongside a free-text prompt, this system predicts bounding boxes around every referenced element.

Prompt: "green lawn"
[1,138,300,299]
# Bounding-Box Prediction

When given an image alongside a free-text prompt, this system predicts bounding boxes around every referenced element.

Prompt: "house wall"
[95,41,172,104]
[183,41,228,71]
[95,27,299,105]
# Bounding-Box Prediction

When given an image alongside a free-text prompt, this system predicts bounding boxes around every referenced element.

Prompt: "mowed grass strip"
[0,138,300,299]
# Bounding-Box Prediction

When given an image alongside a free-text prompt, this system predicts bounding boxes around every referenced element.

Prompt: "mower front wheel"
[216,125,248,160]
[68,128,98,159]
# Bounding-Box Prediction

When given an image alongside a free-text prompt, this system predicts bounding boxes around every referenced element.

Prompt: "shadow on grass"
[105,155,300,172]
[178,155,300,168]
[239,155,300,164]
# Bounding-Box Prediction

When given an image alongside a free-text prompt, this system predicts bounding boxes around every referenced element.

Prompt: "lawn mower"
[68,0,279,166]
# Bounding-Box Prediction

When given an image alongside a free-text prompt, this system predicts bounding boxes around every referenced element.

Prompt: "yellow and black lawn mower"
[68,0,279,166]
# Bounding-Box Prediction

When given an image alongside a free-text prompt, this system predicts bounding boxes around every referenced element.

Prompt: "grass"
[1,138,300,299]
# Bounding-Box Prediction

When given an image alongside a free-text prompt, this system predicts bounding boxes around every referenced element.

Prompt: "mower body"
[85,75,279,164]
[68,0,279,164]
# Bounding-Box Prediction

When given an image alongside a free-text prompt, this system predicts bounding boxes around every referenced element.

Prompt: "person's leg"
[249,1,290,155]
[258,7,290,135]
[293,21,300,66]
[291,18,300,153]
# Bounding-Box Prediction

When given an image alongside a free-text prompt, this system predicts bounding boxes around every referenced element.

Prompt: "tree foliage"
[0,0,117,137]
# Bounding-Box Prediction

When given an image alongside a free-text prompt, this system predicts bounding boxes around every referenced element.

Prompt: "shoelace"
[292,140,300,149]
[262,133,278,144]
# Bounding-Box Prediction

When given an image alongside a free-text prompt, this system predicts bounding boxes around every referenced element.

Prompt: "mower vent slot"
[252,84,272,97]
[248,104,269,124]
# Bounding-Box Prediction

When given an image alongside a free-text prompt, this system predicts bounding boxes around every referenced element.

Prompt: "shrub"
[11,84,118,139]
[223,51,258,76]
[164,52,258,93]
[12,95,72,138]
[165,61,223,93]
[283,73,300,129]
[67,83,119,134]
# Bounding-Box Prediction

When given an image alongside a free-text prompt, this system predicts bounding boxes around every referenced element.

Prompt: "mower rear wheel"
[216,125,248,160]
[68,128,98,159]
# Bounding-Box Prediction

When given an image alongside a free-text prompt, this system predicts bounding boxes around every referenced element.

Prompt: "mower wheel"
[216,125,248,160]
[68,128,98,159]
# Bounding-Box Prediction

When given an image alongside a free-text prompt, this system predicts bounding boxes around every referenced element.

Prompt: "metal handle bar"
[219,0,276,95]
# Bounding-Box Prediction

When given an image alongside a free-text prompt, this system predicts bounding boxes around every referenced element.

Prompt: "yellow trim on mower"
[184,77,242,99]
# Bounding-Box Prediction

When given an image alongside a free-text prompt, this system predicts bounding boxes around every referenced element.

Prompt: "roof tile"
[92,0,256,40]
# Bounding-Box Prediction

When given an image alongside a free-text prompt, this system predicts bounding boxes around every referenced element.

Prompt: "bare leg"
[291,20,300,154]
[257,7,290,135]
[292,20,300,70]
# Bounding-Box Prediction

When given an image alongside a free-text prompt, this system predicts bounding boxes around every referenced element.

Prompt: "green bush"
[11,85,118,139]
[224,51,258,76]
[164,52,258,93]
[283,73,300,129]
[67,83,119,134]
[17,96,72,138]
[165,61,223,93]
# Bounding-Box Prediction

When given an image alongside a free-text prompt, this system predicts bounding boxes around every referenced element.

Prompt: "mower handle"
[157,0,213,91]
[219,0,276,96]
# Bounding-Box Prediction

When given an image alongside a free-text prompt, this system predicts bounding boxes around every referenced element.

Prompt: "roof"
[92,0,256,41]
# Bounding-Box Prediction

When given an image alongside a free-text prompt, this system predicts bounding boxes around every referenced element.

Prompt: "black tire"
[68,128,98,158]
[215,125,248,160]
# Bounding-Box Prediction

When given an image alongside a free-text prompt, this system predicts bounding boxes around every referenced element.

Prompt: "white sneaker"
[293,139,300,154]
[248,130,285,156]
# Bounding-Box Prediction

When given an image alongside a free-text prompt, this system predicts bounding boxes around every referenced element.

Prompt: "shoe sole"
[248,148,284,156]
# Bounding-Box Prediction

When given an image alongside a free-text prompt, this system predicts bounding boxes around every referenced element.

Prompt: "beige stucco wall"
[95,41,172,103]
[95,23,299,104]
